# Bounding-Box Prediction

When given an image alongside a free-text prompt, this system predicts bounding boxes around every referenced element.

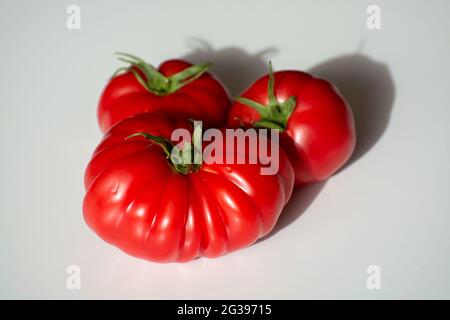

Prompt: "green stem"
[267,61,278,106]
[126,131,202,175]
[127,132,173,158]
[236,61,297,131]
[114,52,212,96]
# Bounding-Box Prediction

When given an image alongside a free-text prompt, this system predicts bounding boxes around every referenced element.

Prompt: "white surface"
[1,0,450,299]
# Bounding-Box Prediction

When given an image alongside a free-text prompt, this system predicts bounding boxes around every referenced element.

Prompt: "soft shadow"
[182,38,277,97]
[309,54,396,166]
[260,54,395,240]
[182,43,395,238]
[258,181,327,242]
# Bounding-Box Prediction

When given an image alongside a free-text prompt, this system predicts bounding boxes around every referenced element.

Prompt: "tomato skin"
[98,59,231,133]
[83,113,294,262]
[227,71,356,185]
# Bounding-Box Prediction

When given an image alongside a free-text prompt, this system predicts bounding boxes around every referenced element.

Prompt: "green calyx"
[236,61,296,131]
[127,124,203,175]
[114,52,212,96]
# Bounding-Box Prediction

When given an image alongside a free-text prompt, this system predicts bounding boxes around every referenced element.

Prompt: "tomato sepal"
[236,62,296,131]
[126,128,202,175]
[115,52,212,96]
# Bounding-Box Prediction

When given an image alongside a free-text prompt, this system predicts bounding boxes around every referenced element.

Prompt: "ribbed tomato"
[83,113,294,262]
[228,63,356,185]
[98,53,230,133]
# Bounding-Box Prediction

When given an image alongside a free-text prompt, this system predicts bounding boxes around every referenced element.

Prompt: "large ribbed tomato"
[98,53,230,133]
[228,63,356,186]
[83,113,294,262]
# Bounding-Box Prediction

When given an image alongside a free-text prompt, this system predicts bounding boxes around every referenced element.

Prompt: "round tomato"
[83,113,294,262]
[98,53,230,133]
[228,63,356,185]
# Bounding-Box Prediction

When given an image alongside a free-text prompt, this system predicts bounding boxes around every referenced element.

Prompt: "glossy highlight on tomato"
[98,53,231,133]
[83,113,294,262]
[228,64,356,185]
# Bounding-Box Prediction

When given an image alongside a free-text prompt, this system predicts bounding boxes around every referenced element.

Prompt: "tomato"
[83,113,294,262]
[227,63,356,185]
[98,53,230,133]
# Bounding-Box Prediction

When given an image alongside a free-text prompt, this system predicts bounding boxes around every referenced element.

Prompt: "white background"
[1,0,449,299]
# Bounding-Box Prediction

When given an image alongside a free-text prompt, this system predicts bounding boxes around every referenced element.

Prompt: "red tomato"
[228,63,356,185]
[83,113,294,262]
[98,53,230,133]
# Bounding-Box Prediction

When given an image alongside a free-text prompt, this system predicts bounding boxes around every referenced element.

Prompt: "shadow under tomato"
[184,41,396,241]
[257,180,327,243]
[261,53,396,241]
[309,54,396,168]
[182,38,277,98]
